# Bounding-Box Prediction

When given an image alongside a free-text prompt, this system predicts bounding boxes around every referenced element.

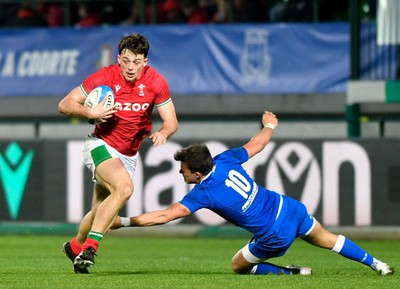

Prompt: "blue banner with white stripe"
[0,24,350,97]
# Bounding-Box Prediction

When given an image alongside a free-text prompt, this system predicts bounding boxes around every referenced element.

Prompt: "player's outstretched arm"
[243,111,278,159]
[113,202,191,229]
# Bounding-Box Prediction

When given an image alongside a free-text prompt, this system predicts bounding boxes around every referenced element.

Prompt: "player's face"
[179,163,198,184]
[117,49,148,82]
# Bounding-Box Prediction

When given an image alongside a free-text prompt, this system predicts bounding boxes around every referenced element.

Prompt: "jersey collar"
[200,164,215,184]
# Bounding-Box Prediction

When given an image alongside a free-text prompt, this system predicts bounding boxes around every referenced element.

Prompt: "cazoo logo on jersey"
[115,102,150,111]
[66,140,372,227]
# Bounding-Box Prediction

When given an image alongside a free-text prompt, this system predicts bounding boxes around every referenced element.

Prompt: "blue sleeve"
[214,147,249,165]
[179,187,210,213]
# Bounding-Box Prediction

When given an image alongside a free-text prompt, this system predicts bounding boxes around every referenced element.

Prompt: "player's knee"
[121,186,133,202]
[114,184,133,204]
[231,261,248,275]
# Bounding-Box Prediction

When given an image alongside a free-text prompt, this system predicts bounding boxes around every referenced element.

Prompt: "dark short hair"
[118,33,150,57]
[174,144,213,175]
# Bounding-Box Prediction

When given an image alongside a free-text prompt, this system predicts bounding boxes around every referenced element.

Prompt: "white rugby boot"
[371,259,394,276]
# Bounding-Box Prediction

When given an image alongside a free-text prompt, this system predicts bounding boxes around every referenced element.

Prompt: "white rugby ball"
[84,85,115,109]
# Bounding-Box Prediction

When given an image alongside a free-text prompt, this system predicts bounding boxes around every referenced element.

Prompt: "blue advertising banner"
[0,24,350,97]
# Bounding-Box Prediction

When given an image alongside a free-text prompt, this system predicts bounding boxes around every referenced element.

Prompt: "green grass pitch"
[0,235,397,289]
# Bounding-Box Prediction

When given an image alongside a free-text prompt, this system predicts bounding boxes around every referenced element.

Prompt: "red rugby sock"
[82,238,99,253]
[70,237,82,255]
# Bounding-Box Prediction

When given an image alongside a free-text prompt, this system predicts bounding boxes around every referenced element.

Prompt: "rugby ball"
[84,85,115,109]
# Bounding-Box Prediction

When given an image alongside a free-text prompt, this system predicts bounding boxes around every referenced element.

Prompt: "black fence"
[0,0,348,28]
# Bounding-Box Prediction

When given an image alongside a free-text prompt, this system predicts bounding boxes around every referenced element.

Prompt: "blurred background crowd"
[0,0,354,28]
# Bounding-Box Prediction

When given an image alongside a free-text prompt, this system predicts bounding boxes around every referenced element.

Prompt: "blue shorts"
[246,195,315,261]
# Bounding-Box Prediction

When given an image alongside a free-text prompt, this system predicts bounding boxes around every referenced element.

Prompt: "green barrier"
[0,222,78,235]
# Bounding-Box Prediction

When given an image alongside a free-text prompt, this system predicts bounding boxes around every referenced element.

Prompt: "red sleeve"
[153,74,171,105]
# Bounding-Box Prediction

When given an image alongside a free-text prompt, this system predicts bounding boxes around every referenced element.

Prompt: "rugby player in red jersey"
[58,33,178,273]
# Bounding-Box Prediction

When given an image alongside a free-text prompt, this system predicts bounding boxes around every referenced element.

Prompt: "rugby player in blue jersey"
[112,111,393,276]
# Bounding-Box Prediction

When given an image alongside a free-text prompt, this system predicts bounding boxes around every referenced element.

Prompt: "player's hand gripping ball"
[84,85,115,109]
[84,85,115,124]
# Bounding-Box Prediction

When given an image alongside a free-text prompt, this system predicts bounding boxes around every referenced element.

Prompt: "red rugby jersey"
[81,64,171,156]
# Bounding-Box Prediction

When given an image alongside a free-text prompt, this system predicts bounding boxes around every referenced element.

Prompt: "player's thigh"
[95,157,133,194]
[83,134,136,187]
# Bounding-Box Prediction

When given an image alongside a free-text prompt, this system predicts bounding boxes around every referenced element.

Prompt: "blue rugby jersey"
[180,147,282,238]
